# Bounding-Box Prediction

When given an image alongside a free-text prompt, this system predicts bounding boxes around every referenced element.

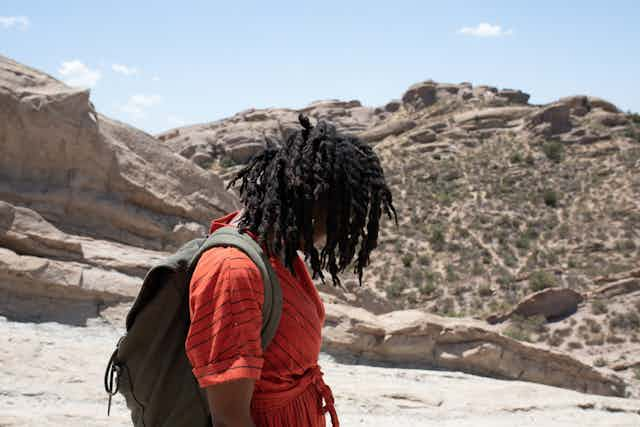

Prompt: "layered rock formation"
[0,55,238,251]
[0,55,237,324]
[157,99,385,169]
[321,299,625,397]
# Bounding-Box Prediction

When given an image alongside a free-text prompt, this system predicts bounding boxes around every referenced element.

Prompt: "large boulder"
[322,302,627,397]
[486,288,584,324]
[557,95,621,118]
[0,55,237,251]
[497,89,530,104]
[527,103,572,135]
[401,81,438,111]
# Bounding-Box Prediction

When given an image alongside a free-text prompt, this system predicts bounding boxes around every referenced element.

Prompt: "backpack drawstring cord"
[104,347,122,416]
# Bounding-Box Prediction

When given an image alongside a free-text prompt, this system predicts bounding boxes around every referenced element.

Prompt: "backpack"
[104,226,283,427]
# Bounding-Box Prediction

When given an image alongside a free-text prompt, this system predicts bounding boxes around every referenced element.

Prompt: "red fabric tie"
[251,365,339,427]
[311,367,339,427]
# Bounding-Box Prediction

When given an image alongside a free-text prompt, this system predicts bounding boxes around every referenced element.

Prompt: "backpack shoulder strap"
[188,226,283,351]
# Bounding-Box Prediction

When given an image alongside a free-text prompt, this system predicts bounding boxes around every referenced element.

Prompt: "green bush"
[417,254,430,266]
[519,314,547,333]
[558,224,571,239]
[594,357,607,367]
[567,341,583,349]
[220,155,237,168]
[418,282,436,295]
[515,235,531,250]
[586,334,605,346]
[410,268,424,285]
[401,253,414,268]
[510,152,523,164]
[439,297,455,315]
[542,141,564,162]
[386,281,406,298]
[591,299,608,315]
[543,189,559,207]
[445,264,459,282]
[625,125,640,143]
[428,224,446,251]
[586,318,602,334]
[525,153,535,165]
[547,331,565,347]
[609,311,640,331]
[478,285,493,297]
[504,324,531,342]
[606,335,626,344]
[528,270,556,292]
[614,239,637,252]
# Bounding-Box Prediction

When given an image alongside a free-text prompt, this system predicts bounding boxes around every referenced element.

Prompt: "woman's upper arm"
[205,377,256,427]
[185,248,265,424]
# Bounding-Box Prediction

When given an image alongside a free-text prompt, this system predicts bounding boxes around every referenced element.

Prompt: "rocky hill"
[159,78,640,393]
[1,53,639,416]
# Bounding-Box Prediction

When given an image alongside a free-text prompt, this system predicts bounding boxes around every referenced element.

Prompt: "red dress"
[185,210,339,427]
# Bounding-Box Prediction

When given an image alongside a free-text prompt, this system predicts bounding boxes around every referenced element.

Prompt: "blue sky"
[2,1,639,133]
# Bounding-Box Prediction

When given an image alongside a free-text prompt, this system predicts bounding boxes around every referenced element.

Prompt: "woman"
[185,115,397,427]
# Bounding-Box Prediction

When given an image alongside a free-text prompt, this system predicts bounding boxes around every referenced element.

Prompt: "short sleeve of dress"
[185,247,265,388]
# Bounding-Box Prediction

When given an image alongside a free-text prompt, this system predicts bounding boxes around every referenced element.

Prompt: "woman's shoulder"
[190,246,263,290]
[196,246,259,272]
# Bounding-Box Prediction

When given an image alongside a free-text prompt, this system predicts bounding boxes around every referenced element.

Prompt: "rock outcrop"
[487,288,584,324]
[0,55,238,324]
[322,301,626,398]
[0,200,165,324]
[0,55,238,251]
[157,99,385,168]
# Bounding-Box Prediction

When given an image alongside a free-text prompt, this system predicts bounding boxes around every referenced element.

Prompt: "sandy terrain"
[1,316,638,427]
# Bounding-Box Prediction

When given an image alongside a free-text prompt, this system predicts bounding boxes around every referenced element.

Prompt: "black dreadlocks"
[226,114,398,288]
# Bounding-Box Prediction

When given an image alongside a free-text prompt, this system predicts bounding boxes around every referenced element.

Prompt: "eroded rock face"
[497,89,531,104]
[402,81,439,111]
[527,103,572,135]
[487,288,584,324]
[359,119,417,143]
[158,100,383,167]
[0,55,238,251]
[0,201,166,324]
[321,302,626,398]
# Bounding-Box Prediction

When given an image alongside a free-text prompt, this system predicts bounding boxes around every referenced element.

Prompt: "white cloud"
[112,63,139,76]
[458,23,513,38]
[58,60,101,88]
[121,94,162,117]
[0,16,30,30]
[152,76,161,82]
